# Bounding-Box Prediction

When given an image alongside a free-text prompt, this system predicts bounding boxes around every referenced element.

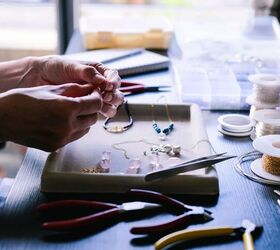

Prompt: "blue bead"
[156,128,161,133]
[163,128,169,135]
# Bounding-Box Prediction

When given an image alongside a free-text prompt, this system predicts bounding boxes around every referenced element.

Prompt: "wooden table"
[0,32,279,250]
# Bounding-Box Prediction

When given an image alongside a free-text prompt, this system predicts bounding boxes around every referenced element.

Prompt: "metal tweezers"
[145,152,236,182]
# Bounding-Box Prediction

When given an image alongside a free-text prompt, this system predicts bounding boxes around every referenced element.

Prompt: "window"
[0,0,57,62]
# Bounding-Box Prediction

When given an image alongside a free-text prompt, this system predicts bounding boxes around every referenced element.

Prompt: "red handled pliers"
[119,81,171,95]
[37,189,212,234]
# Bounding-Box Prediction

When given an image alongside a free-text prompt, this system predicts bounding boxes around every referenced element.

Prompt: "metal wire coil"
[235,151,280,185]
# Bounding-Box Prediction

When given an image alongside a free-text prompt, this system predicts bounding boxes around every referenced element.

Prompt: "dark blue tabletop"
[0,31,279,250]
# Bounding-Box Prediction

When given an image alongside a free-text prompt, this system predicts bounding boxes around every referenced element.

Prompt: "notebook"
[63,48,143,64]
[63,49,170,77]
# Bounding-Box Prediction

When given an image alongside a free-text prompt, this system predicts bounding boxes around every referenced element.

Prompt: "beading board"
[41,103,218,195]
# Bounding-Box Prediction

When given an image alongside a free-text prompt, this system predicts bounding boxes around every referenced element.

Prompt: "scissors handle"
[42,207,120,231]
[131,212,205,235]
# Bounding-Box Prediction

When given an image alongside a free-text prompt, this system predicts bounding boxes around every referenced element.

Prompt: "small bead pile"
[149,143,181,156]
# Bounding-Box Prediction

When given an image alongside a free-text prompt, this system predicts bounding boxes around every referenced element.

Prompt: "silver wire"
[235,151,280,185]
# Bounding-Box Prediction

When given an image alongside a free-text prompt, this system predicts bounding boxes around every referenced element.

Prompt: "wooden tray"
[41,103,218,195]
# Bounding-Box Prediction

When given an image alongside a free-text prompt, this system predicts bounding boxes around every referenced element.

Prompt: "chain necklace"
[151,101,174,141]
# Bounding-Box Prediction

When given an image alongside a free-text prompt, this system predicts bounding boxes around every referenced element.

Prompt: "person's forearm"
[0,57,36,93]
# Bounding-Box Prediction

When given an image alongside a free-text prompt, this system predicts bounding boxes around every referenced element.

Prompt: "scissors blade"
[145,156,236,182]
[121,201,161,211]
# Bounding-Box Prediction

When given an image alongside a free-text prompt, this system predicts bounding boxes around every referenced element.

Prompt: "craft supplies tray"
[41,103,218,195]
[80,16,173,50]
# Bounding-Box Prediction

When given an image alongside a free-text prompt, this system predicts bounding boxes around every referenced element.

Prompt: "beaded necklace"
[151,102,174,141]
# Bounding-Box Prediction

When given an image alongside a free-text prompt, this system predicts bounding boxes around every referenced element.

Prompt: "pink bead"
[126,158,141,174]
[96,151,111,173]
[149,155,162,170]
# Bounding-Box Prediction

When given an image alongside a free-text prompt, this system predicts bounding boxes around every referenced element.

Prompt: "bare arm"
[0,57,35,92]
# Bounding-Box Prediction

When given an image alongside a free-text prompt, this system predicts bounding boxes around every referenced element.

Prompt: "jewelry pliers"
[119,81,171,95]
[37,189,212,234]
[155,219,262,250]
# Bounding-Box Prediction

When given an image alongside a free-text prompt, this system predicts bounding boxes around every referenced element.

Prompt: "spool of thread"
[217,114,253,137]
[252,109,280,138]
[248,73,280,105]
[253,135,280,178]
[262,154,280,175]
[246,73,280,118]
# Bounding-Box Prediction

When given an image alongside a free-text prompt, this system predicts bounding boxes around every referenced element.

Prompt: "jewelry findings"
[81,151,111,174]
[150,144,181,156]
[103,100,133,133]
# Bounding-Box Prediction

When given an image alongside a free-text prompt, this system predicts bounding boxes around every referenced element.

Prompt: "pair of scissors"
[119,81,171,95]
[37,189,212,234]
[155,219,262,250]
[145,152,236,182]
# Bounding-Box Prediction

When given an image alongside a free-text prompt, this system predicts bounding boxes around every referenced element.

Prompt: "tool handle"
[120,85,145,93]
[243,232,255,250]
[120,81,141,87]
[42,207,120,231]
[128,189,186,213]
[37,200,117,212]
[131,212,201,235]
[155,227,234,250]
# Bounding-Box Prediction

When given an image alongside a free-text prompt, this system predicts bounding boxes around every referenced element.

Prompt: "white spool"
[217,114,253,137]
[251,135,280,182]
[251,109,280,138]
[251,158,280,182]
[253,135,280,158]
[253,109,280,126]
[246,73,280,110]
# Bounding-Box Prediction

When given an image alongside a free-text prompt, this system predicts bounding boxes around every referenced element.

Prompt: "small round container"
[217,114,254,137]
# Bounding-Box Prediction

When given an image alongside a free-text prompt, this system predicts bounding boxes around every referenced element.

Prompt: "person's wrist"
[15,56,44,88]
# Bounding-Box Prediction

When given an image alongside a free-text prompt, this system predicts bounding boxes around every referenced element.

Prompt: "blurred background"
[0,0,278,178]
[0,0,270,62]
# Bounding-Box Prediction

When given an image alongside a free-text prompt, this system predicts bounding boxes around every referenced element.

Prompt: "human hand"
[0,83,109,152]
[19,56,124,116]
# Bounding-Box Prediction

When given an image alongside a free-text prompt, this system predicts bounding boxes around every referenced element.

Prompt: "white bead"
[159,132,166,141]
[172,145,181,155]
[164,144,172,153]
